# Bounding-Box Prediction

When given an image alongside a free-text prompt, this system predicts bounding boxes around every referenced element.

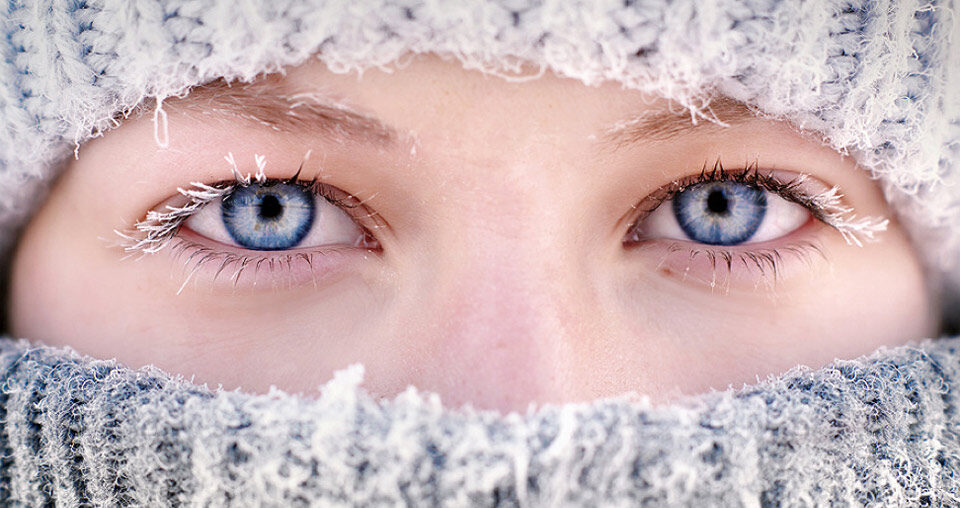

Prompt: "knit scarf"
[0,336,957,506]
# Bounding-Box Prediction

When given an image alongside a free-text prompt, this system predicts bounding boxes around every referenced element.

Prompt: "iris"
[221,183,316,250]
[672,182,767,245]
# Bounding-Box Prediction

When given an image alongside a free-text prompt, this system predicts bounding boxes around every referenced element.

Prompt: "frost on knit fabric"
[0,337,957,506]
[0,0,959,293]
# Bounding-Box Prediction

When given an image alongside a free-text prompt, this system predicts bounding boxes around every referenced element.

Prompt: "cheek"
[620,226,936,396]
[8,191,145,359]
[795,231,937,355]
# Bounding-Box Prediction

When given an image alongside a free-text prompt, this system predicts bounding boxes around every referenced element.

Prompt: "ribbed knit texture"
[0,336,956,506]
[1,0,959,294]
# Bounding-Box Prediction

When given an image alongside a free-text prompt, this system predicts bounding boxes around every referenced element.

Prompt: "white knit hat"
[2,0,959,306]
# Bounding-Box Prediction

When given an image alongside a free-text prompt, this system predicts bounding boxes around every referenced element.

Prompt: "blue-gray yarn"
[0,336,957,506]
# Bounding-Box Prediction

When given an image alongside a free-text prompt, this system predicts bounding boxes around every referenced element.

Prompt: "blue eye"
[672,182,767,245]
[184,181,369,251]
[635,179,810,246]
[220,183,316,250]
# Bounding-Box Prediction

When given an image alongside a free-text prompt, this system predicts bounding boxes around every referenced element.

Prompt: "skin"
[8,55,939,413]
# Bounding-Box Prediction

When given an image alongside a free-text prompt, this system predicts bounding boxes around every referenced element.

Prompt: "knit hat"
[2,0,959,308]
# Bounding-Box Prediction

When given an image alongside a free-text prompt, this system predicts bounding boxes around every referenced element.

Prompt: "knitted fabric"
[2,3,960,506]
[2,0,960,295]
[0,336,956,506]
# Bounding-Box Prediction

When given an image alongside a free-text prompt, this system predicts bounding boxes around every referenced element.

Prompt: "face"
[9,55,938,413]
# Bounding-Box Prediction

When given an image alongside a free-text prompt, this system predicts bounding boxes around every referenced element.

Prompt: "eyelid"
[622,160,888,247]
[117,176,384,258]
[633,238,829,290]
[166,234,367,292]
[116,173,385,293]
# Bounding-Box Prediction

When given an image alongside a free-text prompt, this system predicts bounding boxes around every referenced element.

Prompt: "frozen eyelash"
[114,152,267,255]
[116,150,381,287]
[633,159,888,247]
[799,185,887,247]
[115,180,230,255]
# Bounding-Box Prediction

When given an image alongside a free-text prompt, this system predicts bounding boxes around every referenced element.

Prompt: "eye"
[184,181,370,251]
[634,181,810,245]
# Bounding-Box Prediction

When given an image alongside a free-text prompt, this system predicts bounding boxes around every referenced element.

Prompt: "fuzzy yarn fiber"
[0,336,956,506]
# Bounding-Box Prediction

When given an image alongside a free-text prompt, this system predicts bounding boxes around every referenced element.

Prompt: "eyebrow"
[171,80,754,150]
[601,97,761,149]
[168,78,398,146]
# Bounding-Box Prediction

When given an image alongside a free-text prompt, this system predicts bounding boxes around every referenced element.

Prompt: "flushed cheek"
[800,238,937,354]
[128,264,393,392]
[610,249,930,400]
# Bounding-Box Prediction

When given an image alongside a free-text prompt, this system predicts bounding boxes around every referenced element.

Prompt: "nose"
[413,252,581,412]
[433,255,575,412]
[393,192,607,413]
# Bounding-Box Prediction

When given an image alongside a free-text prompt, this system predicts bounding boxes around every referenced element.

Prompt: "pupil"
[259,194,284,220]
[706,189,729,215]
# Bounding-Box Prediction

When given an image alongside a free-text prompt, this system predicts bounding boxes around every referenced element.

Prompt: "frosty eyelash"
[116,153,265,255]
[115,152,376,257]
[115,180,232,255]
[625,159,889,248]
[116,153,382,292]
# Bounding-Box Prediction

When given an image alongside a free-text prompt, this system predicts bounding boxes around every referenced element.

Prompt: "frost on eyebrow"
[114,153,268,255]
[603,96,762,147]
[154,77,398,147]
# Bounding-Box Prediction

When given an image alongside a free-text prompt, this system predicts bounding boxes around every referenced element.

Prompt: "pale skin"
[8,55,939,413]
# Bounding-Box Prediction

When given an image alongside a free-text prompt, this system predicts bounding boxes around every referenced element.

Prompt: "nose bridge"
[431,160,574,349]
[398,155,597,412]
[440,232,565,338]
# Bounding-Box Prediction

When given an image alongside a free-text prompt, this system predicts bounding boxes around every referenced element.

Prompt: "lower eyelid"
[634,240,827,292]
[624,215,827,290]
[164,233,374,293]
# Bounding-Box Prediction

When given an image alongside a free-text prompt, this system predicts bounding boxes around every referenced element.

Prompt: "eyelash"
[165,236,360,293]
[653,240,827,289]
[117,155,887,290]
[625,159,887,246]
[116,153,381,292]
[622,159,888,285]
